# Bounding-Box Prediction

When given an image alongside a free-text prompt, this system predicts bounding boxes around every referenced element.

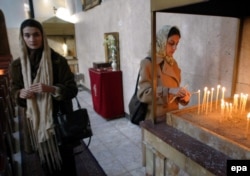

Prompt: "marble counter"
[140,119,231,176]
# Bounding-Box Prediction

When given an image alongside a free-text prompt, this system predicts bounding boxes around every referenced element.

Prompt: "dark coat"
[10,49,78,116]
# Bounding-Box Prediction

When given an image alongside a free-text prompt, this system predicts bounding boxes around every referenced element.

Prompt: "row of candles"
[196,85,248,116]
[196,85,223,114]
[195,85,250,137]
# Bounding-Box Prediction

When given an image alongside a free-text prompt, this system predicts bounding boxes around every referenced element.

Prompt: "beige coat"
[137,57,182,120]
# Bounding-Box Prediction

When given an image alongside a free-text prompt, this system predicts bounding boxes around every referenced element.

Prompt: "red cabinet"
[89,68,125,119]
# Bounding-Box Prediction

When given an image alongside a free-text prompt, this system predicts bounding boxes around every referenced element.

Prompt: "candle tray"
[166,102,250,159]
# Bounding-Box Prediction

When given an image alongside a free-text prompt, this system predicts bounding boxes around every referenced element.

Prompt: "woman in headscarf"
[10,19,78,175]
[137,25,191,121]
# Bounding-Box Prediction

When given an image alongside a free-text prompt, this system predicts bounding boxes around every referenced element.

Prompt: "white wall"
[74,0,151,113]
[156,13,239,107]
[0,0,26,28]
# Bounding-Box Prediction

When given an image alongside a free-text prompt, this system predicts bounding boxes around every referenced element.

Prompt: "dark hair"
[20,19,43,36]
[168,26,181,38]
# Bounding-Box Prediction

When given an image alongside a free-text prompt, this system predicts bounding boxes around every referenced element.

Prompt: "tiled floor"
[77,88,146,176]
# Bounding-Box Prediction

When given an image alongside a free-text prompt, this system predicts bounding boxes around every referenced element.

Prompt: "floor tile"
[77,89,146,175]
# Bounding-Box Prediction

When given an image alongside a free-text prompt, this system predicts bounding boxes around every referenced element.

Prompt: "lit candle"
[220,99,225,122]
[210,88,214,112]
[221,87,225,100]
[216,85,220,110]
[239,93,244,112]
[206,90,210,115]
[233,94,239,113]
[0,69,4,75]
[225,102,229,118]
[229,103,232,119]
[202,87,208,112]
[198,89,200,114]
[245,112,250,138]
[241,94,248,115]
[245,94,248,111]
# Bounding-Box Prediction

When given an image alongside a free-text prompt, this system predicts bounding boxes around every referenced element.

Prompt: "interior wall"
[236,18,250,96]
[157,13,240,107]
[74,0,151,112]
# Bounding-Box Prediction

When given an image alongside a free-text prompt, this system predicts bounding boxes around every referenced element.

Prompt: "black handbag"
[55,97,93,145]
[129,94,147,125]
[128,62,149,125]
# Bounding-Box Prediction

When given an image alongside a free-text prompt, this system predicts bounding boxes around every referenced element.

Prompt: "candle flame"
[221,99,225,105]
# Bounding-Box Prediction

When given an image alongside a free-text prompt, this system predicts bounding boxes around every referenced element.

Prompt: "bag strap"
[75,96,81,109]
[134,70,140,94]
[134,57,151,94]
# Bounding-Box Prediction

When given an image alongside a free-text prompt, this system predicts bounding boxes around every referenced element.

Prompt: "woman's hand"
[169,87,187,97]
[19,88,35,99]
[29,83,55,94]
[179,90,191,104]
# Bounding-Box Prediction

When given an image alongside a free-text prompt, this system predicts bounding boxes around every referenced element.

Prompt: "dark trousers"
[59,144,77,176]
[43,143,77,176]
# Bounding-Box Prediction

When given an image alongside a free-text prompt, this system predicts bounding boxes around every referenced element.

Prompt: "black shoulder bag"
[128,57,151,125]
[55,97,93,146]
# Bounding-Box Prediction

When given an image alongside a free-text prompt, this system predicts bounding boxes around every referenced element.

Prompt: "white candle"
[216,85,220,110]
[202,87,208,112]
[221,87,225,100]
[233,94,239,113]
[241,94,248,115]
[198,89,200,114]
[245,112,250,138]
[239,93,244,112]
[210,88,214,112]
[220,99,225,122]
[206,91,210,115]
[225,102,229,118]
[229,103,232,118]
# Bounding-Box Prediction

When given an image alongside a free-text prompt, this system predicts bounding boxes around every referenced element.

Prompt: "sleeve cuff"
[51,86,61,97]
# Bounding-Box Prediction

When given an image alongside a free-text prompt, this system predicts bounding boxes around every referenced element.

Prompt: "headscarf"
[156,25,180,66]
[19,19,62,171]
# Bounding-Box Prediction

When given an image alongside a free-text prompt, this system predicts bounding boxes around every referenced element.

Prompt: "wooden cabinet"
[89,68,125,119]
